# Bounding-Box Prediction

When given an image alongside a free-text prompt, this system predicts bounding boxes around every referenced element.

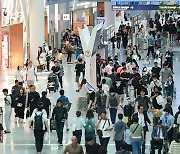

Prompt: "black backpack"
[109,93,118,107]
[34,113,43,131]
[124,104,134,117]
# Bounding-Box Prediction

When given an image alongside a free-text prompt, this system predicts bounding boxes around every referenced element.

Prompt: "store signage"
[112,5,180,11]
[159,5,180,10]
[112,5,158,11]
[46,0,69,5]
[63,14,70,21]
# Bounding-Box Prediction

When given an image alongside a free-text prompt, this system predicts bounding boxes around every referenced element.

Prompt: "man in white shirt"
[95,111,113,153]
[26,60,38,88]
[102,79,109,95]
[2,89,12,133]
[150,75,162,92]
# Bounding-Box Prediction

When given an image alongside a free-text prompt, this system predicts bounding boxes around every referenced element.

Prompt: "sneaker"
[76,90,79,92]
[4,130,11,134]
[58,142,63,146]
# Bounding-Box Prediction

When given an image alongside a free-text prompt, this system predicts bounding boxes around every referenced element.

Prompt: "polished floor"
[0,45,180,154]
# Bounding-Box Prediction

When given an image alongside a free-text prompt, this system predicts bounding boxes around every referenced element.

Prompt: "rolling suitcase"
[50,118,56,132]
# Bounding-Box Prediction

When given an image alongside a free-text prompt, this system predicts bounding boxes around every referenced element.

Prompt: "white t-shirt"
[15,70,24,82]
[31,109,47,130]
[26,66,36,80]
[98,119,112,138]
[138,113,145,127]
[102,84,109,95]
[105,65,113,75]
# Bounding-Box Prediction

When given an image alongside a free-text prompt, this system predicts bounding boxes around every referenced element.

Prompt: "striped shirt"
[168,140,180,154]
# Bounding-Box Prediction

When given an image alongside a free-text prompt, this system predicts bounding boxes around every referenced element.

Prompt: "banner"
[46,0,69,5]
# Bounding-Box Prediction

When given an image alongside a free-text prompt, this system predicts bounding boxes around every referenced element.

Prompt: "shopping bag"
[156,95,164,105]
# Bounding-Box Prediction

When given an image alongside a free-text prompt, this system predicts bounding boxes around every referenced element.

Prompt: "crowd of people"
[0,11,180,154]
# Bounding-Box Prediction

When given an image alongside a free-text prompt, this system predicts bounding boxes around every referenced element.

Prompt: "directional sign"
[112,5,159,11]
[159,5,180,10]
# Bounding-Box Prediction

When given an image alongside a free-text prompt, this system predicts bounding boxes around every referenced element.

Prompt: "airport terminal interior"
[0,0,180,154]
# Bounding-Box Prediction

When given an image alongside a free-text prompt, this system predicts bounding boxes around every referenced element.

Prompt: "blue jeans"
[166,90,173,98]
[109,108,117,124]
[132,138,142,154]
[56,121,64,143]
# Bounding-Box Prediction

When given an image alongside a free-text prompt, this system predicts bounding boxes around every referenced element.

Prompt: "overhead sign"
[159,5,180,10]
[46,0,69,5]
[112,5,180,11]
[112,5,158,11]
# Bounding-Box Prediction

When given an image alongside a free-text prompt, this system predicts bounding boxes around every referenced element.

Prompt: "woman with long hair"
[77,79,88,111]
[15,66,24,86]
[15,88,26,123]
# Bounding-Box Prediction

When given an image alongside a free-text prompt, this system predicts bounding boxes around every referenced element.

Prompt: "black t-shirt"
[75,63,84,76]
[51,66,60,74]
[0,123,4,131]
[151,67,161,79]
[39,97,51,112]
[86,143,100,154]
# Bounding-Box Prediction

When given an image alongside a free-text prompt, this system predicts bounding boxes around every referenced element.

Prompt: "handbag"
[97,119,108,138]
[156,95,164,105]
[130,124,139,139]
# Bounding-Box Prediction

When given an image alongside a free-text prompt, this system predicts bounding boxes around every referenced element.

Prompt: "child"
[0,122,3,143]
[125,122,132,153]
[164,75,174,98]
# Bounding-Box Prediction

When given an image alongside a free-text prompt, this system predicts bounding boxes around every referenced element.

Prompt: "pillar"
[104,2,115,28]
[29,0,44,65]
[57,2,70,49]
[48,4,55,48]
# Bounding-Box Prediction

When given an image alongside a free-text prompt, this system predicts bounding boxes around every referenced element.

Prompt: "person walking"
[133,105,151,154]
[15,88,26,123]
[29,102,49,154]
[107,87,119,125]
[15,66,24,86]
[113,113,126,152]
[52,100,68,145]
[168,132,180,154]
[130,116,144,154]
[160,62,173,97]
[39,91,51,118]
[26,60,38,88]
[63,136,84,154]
[2,89,12,134]
[27,85,40,117]
[160,108,174,144]
[95,111,113,152]
[71,111,86,144]
[84,109,96,145]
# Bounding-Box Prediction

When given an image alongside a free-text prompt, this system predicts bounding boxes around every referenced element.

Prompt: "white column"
[48,4,55,48]
[29,0,44,65]
[104,2,115,28]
